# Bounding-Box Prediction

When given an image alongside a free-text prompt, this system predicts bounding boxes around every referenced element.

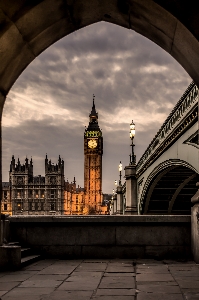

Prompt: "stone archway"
[1,0,199,100]
[140,160,199,214]
[1,1,199,224]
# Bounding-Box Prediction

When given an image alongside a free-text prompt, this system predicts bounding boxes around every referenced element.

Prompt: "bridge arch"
[139,159,199,215]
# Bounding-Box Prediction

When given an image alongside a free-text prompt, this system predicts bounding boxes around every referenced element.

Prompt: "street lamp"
[119,161,122,185]
[129,120,136,165]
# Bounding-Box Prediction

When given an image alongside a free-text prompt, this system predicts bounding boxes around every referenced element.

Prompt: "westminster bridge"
[137,82,198,215]
[112,82,198,217]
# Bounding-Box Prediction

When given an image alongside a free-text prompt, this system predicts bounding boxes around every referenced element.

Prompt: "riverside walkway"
[0,259,199,300]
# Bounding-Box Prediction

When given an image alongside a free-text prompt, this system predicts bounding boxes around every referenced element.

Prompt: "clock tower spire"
[84,95,103,214]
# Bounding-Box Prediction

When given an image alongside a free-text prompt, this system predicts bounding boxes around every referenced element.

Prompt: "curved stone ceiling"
[1,0,199,108]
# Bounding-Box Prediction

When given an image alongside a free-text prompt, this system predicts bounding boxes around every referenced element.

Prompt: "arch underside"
[1,0,199,101]
[143,166,199,215]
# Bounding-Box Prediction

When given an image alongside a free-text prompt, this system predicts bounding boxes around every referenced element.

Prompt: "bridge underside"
[143,166,198,215]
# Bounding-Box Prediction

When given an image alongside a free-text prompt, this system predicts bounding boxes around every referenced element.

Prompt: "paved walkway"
[0,259,199,299]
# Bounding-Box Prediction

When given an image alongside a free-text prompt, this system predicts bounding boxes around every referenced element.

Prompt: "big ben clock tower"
[84,96,103,213]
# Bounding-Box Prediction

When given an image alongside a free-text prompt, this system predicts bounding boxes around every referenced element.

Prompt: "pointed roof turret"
[84,94,101,132]
[89,94,98,119]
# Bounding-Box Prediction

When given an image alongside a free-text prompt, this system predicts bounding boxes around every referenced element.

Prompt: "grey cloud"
[3,22,191,192]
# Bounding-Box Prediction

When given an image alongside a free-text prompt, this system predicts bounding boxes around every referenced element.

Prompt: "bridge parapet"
[136,82,198,177]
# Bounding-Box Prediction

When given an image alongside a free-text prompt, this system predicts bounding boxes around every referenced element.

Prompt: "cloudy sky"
[2,22,191,193]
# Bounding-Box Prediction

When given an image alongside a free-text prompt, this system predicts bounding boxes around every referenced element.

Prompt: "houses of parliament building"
[1,99,107,216]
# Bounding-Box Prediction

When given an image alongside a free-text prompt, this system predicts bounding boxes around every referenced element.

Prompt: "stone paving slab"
[18,279,62,288]
[27,274,68,281]
[169,265,199,270]
[2,287,55,297]
[0,282,20,291]
[170,271,199,276]
[137,266,169,273]
[174,275,199,280]
[71,271,103,278]
[137,293,184,300]
[182,289,199,293]
[137,273,174,282]
[183,292,199,300]
[104,272,135,277]
[42,290,94,300]
[23,260,57,271]
[0,273,34,282]
[108,262,134,268]
[95,288,136,295]
[99,276,135,289]
[137,283,181,293]
[57,274,101,291]
[177,280,199,288]
[38,264,79,275]
[138,281,178,286]
[7,270,37,275]
[106,265,134,273]
[76,262,107,271]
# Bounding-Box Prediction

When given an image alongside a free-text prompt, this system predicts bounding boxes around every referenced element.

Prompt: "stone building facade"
[8,155,64,215]
[63,178,86,215]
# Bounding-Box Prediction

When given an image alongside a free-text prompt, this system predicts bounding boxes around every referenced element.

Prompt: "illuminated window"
[17,203,21,210]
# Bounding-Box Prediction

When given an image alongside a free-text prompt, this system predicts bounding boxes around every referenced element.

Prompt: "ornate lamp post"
[124,119,138,215]
[119,161,122,185]
[129,120,136,165]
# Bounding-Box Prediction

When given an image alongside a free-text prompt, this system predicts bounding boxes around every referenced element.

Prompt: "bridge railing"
[136,82,198,176]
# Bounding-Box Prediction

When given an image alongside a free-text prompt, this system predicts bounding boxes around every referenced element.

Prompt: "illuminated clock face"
[88,139,97,149]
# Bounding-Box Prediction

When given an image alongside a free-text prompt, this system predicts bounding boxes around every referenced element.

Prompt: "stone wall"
[9,215,191,260]
[1,220,10,244]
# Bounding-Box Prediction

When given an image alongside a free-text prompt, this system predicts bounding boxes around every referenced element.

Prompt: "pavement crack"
[90,259,109,299]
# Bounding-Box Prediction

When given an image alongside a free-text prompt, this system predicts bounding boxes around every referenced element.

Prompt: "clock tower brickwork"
[84,97,103,213]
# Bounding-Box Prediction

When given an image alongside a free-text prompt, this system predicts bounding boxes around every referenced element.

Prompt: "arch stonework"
[1,1,199,98]
[139,159,198,214]
[0,1,199,227]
